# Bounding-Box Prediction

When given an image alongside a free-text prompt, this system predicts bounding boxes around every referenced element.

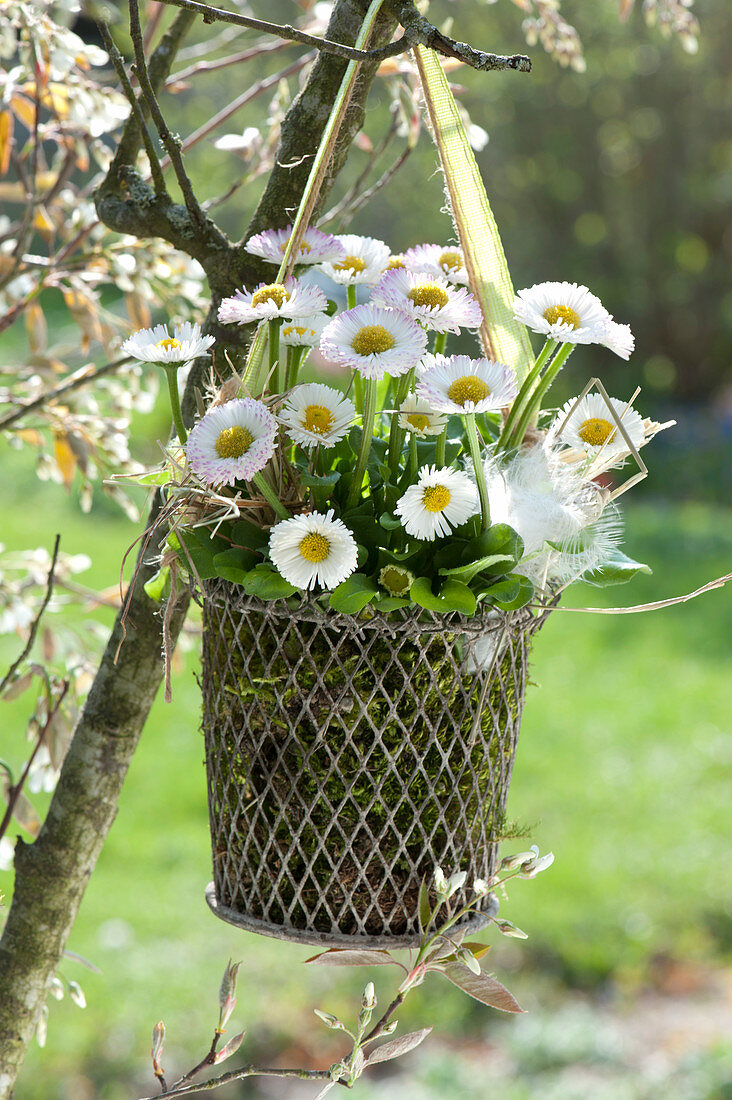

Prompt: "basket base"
[205,882,498,949]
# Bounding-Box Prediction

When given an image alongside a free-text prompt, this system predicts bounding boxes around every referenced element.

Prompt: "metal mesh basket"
[202,579,543,948]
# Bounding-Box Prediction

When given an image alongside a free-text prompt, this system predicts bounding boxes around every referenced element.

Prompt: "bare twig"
[155,0,532,74]
[160,54,314,170]
[0,358,131,432]
[0,682,70,845]
[97,22,168,196]
[128,0,208,229]
[0,535,61,698]
[166,38,290,86]
[155,0,400,62]
[135,1064,331,1099]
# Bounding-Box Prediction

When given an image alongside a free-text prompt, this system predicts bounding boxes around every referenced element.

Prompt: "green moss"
[203,595,527,938]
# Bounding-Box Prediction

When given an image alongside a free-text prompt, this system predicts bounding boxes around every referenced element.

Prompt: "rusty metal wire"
[202,581,546,947]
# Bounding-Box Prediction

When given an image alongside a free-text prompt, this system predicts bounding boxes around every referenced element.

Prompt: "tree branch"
[127,0,208,232]
[0,535,61,697]
[0,359,131,433]
[155,0,531,72]
[97,22,168,197]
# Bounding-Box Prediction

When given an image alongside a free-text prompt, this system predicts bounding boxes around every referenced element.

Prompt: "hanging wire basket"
[202,579,545,948]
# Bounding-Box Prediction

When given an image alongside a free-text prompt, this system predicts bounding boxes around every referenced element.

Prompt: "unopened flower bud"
[518,851,555,878]
[362,982,376,1010]
[458,948,482,975]
[473,878,489,897]
[218,960,241,1032]
[151,1021,165,1076]
[495,919,528,939]
[433,867,448,895]
[314,1009,341,1029]
[500,846,538,872]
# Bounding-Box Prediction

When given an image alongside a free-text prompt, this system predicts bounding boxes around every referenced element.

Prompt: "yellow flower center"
[279,239,312,255]
[333,255,367,275]
[406,413,431,432]
[439,250,463,274]
[283,325,309,339]
[543,304,581,329]
[351,324,395,356]
[156,337,181,351]
[386,257,406,269]
[251,283,290,308]
[408,284,450,310]
[422,484,451,513]
[299,532,330,563]
[215,425,255,459]
[447,375,490,407]
[303,404,335,435]
[578,417,616,447]
[380,566,411,595]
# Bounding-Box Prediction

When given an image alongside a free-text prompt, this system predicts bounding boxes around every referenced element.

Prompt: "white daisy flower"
[121,321,215,365]
[600,320,635,360]
[269,509,358,590]
[397,394,447,437]
[318,233,391,286]
[371,268,482,334]
[513,281,611,343]
[417,354,518,414]
[279,383,355,449]
[554,393,646,459]
[218,279,327,325]
[395,465,479,541]
[280,313,328,347]
[186,397,278,486]
[320,303,427,380]
[244,225,345,265]
[403,243,469,285]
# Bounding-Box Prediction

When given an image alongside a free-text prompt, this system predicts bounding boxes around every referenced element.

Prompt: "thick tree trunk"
[0,0,395,1093]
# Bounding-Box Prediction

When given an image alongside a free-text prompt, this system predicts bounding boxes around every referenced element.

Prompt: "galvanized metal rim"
[205,882,497,949]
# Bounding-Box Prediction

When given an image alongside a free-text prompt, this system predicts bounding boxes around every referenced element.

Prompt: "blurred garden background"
[1,0,731,1096]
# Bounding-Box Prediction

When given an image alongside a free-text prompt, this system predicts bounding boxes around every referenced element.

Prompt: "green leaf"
[213,548,258,584]
[143,565,170,603]
[329,573,378,614]
[411,577,477,615]
[467,524,523,568]
[480,574,534,611]
[438,552,515,583]
[583,551,652,587]
[231,519,269,551]
[441,962,523,1013]
[242,564,298,600]
[374,595,411,611]
[178,529,221,580]
[379,512,403,531]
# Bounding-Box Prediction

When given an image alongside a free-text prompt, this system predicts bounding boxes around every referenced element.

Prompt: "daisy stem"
[268,319,282,393]
[163,365,187,445]
[285,346,307,391]
[347,378,377,509]
[346,285,358,311]
[498,337,557,449]
[434,427,447,467]
[387,369,415,482]
[409,433,419,479]
[432,331,447,355]
[464,412,490,531]
[252,471,289,520]
[354,373,364,416]
[505,342,574,450]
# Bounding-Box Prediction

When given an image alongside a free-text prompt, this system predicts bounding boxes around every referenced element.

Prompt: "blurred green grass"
[1,442,730,1098]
